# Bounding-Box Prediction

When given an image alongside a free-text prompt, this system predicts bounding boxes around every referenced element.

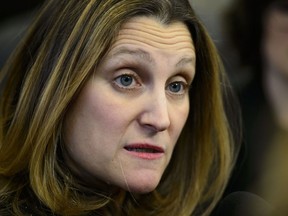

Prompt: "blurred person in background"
[222,0,288,214]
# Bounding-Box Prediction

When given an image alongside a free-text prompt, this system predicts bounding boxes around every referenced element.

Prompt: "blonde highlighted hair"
[0,0,239,215]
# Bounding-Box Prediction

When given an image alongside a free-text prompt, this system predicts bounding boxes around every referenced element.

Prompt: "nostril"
[145,123,165,132]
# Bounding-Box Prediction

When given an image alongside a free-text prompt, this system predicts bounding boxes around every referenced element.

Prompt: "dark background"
[0,0,44,23]
[0,0,45,67]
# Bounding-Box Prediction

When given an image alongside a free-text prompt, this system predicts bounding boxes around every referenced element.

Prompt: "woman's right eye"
[113,74,141,89]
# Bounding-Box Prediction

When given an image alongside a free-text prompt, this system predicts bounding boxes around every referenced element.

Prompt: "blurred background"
[0,0,44,66]
[193,1,288,215]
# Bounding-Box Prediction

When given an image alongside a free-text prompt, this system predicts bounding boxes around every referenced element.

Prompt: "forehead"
[110,16,195,53]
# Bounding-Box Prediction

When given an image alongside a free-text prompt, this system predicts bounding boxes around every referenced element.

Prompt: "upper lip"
[124,143,165,153]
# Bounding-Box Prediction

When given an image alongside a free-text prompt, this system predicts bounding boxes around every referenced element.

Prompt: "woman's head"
[0,0,235,215]
[62,16,195,194]
[262,1,288,77]
[223,0,288,80]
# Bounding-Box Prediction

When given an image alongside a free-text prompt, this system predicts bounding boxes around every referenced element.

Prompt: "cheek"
[171,102,189,140]
[264,36,288,74]
[78,83,117,124]
[62,86,131,173]
[64,84,134,149]
[181,99,190,122]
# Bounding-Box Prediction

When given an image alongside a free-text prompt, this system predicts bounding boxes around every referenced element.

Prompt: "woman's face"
[263,7,288,76]
[63,16,196,193]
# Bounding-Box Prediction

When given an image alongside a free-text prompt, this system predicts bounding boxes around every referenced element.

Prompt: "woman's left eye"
[167,81,188,94]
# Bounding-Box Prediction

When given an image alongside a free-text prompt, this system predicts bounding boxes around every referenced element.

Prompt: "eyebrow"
[176,57,195,68]
[110,48,155,65]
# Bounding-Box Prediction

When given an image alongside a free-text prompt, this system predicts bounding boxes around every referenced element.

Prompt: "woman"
[221,1,288,214]
[0,0,239,215]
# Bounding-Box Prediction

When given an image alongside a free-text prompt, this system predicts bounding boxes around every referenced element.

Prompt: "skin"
[263,9,288,129]
[263,8,288,77]
[63,16,196,194]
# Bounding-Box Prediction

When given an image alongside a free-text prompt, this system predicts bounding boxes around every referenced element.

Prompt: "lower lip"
[125,150,164,160]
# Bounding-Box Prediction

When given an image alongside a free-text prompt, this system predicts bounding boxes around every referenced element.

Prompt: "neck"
[264,65,288,130]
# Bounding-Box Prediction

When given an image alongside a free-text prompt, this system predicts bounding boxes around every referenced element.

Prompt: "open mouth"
[124,144,164,154]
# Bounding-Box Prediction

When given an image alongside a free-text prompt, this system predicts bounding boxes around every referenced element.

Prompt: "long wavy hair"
[0,0,239,215]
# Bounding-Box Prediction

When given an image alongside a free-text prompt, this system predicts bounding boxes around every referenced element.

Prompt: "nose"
[138,92,171,132]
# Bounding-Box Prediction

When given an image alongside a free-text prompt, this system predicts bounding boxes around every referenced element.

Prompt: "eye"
[166,81,188,95]
[168,82,183,93]
[117,75,133,86]
[113,73,141,89]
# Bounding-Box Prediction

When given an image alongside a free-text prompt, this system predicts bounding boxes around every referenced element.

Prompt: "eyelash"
[113,72,190,96]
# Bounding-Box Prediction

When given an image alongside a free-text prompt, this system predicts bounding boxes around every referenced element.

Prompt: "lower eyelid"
[112,81,140,92]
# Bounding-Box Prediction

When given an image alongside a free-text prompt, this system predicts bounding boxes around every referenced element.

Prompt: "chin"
[126,184,157,194]
[123,177,161,194]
